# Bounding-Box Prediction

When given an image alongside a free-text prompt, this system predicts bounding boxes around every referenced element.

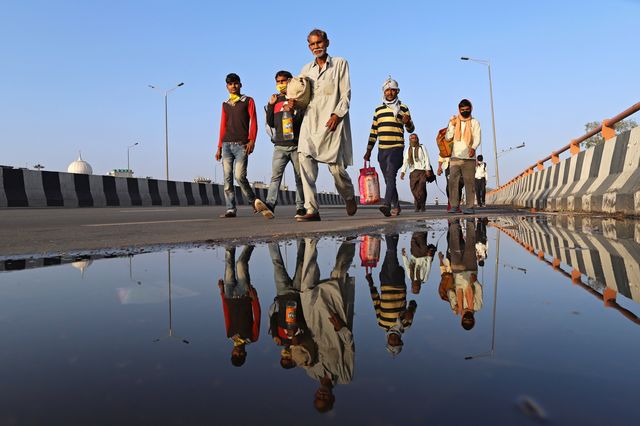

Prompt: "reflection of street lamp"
[154,250,190,344]
[460,57,499,187]
[127,142,139,172]
[128,255,142,285]
[465,231,499,360]
[149,82,184,181]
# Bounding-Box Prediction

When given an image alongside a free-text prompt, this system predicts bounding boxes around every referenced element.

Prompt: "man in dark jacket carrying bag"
[257,70,306,219]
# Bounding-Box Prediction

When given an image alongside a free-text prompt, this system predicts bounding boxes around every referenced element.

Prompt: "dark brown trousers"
[409,169,427,210]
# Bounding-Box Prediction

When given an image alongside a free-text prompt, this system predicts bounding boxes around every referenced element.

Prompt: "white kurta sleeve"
[471,120,481,150]
[445,122,455,141]
[400,148,410,174]
[332,59,351,118]
[421,146,432,170]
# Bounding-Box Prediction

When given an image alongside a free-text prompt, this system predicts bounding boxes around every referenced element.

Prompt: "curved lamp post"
[461,57,499,187]
[149,82,184,180]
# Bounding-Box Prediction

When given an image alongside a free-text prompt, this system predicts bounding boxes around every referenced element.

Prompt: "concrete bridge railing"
[491,216,640,324]
[487,102,640,216]
[0,168,345,208]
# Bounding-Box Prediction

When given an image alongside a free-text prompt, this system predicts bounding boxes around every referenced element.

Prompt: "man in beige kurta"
[291,237,355,413]
[295,29,357,222]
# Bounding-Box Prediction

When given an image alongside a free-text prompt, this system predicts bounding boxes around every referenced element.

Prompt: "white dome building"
[67,153,93,175]
[71,259,93,277]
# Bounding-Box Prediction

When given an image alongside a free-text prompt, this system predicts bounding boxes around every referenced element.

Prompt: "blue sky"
[1,0,638,201]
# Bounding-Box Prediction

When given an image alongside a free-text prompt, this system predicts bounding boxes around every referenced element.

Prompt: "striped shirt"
[367,103,415,151]
[370,283,408,330]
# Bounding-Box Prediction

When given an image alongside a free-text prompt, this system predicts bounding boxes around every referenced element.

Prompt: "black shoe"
[346,198,358,216]
[295,208,307,219]
[379,205,391,217]
[219,210,236,218]
[296,212,321,222]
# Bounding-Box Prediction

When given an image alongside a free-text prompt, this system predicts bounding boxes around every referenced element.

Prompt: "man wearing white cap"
[365,77,415,217]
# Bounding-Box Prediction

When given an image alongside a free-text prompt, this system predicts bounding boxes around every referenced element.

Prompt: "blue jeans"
[222,142,256,211]
[224,246,254,298]
[378,147,404,208]
[269,240,305,295]
[266,146,304,210]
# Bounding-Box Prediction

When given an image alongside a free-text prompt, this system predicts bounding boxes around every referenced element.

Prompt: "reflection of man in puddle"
[290,238,355,413]
[475,217,489,267]
[402,231,436,294]
[218,245,261,367]
[366,233,417,356]
[445,219,483,330]
[267,240,309,370]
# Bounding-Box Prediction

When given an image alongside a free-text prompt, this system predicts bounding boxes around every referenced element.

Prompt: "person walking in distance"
[292,29,358,222]
[445,99,481,214]
[215,73,269,218]
[400,134,432,212]
[365,77,416,217]
[475,154,487,207]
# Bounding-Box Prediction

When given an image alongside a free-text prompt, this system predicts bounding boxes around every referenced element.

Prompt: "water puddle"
[1,216,639,425]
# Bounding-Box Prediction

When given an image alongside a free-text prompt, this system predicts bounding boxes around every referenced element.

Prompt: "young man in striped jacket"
[364,77,415,217]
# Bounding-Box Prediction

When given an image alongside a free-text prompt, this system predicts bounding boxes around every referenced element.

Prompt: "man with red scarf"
[445,99,481,214]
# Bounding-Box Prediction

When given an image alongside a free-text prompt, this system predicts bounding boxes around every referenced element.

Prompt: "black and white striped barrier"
[495,216,640,304]
[487,127,640,215]
[0,168,346,208]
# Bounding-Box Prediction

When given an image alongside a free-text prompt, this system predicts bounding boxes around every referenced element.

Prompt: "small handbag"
[426,165,436,183]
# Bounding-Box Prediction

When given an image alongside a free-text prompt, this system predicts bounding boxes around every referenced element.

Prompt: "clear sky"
[2,0,638,202]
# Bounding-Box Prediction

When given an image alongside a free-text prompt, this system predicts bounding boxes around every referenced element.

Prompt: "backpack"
[436,127,453,158]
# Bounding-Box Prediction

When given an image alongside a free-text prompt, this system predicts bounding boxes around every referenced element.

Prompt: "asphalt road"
[0,204,519,258]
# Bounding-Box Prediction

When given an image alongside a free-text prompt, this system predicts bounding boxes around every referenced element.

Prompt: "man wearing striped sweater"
[364,77,415,217]
[365,233,417,356]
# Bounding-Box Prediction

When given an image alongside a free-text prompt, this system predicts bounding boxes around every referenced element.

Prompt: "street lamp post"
[149,82,184,180]
[127,142,139,172]
[498,142,525,157]
[460,57,500,187]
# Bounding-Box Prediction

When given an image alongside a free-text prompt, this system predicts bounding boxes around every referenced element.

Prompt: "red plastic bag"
[360,235,381,268]
[359,161,380,205]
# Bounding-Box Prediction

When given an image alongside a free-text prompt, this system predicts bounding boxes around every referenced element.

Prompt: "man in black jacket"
[257,70,306,219]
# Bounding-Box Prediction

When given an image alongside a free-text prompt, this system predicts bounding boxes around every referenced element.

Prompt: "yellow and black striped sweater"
[370,283,410,331]
[367,104,414,151]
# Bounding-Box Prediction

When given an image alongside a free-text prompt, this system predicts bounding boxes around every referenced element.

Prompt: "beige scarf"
[454,115,473,147]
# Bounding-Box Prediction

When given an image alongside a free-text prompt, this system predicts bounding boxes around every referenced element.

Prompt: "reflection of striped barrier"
[0,255,101,272]
[488,127,640,215]
[0,168,346,208]
[493,216,640,313]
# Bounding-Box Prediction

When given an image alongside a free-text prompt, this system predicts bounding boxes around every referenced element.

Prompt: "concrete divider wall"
[488,127,640,216]
[0,168,347,208]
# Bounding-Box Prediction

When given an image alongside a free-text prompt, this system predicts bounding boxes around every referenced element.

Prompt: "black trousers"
[475,178,486,206]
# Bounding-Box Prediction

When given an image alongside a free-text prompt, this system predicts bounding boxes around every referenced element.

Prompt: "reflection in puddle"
[1,217,639,424]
